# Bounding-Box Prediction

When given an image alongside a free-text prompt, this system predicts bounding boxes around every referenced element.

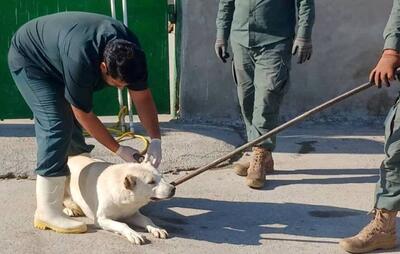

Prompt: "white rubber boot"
[34,175,87,233]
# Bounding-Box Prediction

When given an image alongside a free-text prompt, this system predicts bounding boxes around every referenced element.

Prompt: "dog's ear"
[124,175,137,190]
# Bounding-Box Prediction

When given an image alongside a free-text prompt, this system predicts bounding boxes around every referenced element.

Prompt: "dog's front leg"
[97,217,146,244]
[124,211,168,239]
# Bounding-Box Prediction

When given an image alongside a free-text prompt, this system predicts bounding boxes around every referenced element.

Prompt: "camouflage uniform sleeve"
[296,0,315,40]
[384,0,400,50]
[216,0,235,41]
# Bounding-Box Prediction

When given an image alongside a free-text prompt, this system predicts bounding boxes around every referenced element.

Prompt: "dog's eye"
[148,180,156,185]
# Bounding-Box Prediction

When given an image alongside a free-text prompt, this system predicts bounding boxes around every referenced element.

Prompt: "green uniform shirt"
[216,0,315,48]
[8,12,148,113]
[384,0,400,50]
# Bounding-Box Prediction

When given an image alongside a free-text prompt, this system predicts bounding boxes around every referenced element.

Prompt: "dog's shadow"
[142,197,399,246]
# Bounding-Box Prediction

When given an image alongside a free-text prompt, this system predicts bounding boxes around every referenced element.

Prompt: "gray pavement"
[0,118,398,254]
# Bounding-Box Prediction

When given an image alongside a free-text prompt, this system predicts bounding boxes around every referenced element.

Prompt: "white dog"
[63,155,175,244]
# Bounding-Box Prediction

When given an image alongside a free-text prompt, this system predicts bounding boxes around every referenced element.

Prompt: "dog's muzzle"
[150,187,176,201]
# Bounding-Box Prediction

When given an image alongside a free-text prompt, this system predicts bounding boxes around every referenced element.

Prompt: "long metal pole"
[170,82,374,186]
[122,0,135,132]
[110,0,126,132]
[168,0,177,118]
[110,0,116,18]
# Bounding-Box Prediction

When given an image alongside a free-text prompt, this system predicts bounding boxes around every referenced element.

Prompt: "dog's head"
[120,162,175,204]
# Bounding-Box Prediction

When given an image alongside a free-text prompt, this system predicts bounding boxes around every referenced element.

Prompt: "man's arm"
[384,0,400,51]
[296,0,315,40]
[292,0,315,63]
[370,0,400,86]
[216,0,235,41]
[71,105,141,162]
[215,0,235,63]
[71,105,119,152]
[128,89,161,139]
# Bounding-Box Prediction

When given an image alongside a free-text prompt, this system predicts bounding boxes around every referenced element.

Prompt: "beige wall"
[179,0,397,123]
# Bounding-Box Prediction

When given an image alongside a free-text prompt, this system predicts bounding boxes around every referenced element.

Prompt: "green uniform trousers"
[231,39,292,150]
[9,65,94,177]
[375,96,400,211]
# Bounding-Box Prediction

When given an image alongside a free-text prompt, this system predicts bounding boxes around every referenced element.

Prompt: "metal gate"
[0,0,169,119]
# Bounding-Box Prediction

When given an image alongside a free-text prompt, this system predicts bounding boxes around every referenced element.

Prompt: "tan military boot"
[264,151,274,174]
[339,208,397,253]
[234,150,274,177]
[233,161,250,176]
[246,147,271,188]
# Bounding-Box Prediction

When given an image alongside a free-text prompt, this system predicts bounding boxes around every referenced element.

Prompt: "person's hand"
[215,39,230,63]
[292,37,313,64]
[116,145,140,162]
[369,50,400,88]
[144,139,162,168]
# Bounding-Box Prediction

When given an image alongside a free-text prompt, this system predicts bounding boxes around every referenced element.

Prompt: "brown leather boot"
[264,150,274,174]
[339,208,397,253]
[233,161,250,176]
[234,150,274,177]
[246,147,271,188]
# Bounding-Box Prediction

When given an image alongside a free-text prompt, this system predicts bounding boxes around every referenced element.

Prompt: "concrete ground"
[0,117,398,254]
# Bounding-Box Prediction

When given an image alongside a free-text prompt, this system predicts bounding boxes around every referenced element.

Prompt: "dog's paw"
[63,199,84,217]
[124,230,146,245]
[63,207,84,217]
[147,226,168,239]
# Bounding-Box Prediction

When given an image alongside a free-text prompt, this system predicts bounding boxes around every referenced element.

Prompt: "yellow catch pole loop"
[83,106,150,155]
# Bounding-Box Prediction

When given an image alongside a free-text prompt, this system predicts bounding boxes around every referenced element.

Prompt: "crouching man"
[8,12,162,234]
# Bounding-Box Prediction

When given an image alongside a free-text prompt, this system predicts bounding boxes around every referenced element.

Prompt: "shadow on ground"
[0,122,243,146]
[274,135,384,155]
[261,168,379,190]
[0,124,35,137]
[143,198,398,247]
[0,122,385,155]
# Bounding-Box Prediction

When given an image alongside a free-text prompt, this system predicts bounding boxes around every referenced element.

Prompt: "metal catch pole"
[170,82,374,186]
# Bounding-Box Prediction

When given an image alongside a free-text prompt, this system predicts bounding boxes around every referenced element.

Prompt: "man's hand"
[369,50,400,88]
[292,37,313,64]
[144,139,162,168]
[215,39,230,63]
[116,145,141,163]
[128,89,161,166]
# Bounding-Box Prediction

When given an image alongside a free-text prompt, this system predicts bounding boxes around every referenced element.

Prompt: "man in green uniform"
[7,12,162,234]
[339,1,400,253]
[215,0,315,188]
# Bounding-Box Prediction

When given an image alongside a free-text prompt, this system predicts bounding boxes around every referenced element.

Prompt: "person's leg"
[375,97,400,210]
[339,99,400,253]
[231,41,256,176]
[251,41,292,151]
[12,68,72,177]
[10,67,86,233]
[231,41,256,140]
[245,40,292,189]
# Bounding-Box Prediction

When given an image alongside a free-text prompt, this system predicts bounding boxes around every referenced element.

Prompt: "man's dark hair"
[103,39,147,84]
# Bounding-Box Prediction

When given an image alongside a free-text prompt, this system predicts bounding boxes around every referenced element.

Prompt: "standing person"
[340,1,400,253]
[215,0,315,188]
[7,12,162,234]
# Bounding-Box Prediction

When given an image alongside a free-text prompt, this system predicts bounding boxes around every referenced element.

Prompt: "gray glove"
[215,39,230,63]
[116,145,141,163]
[292,37,313,64]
